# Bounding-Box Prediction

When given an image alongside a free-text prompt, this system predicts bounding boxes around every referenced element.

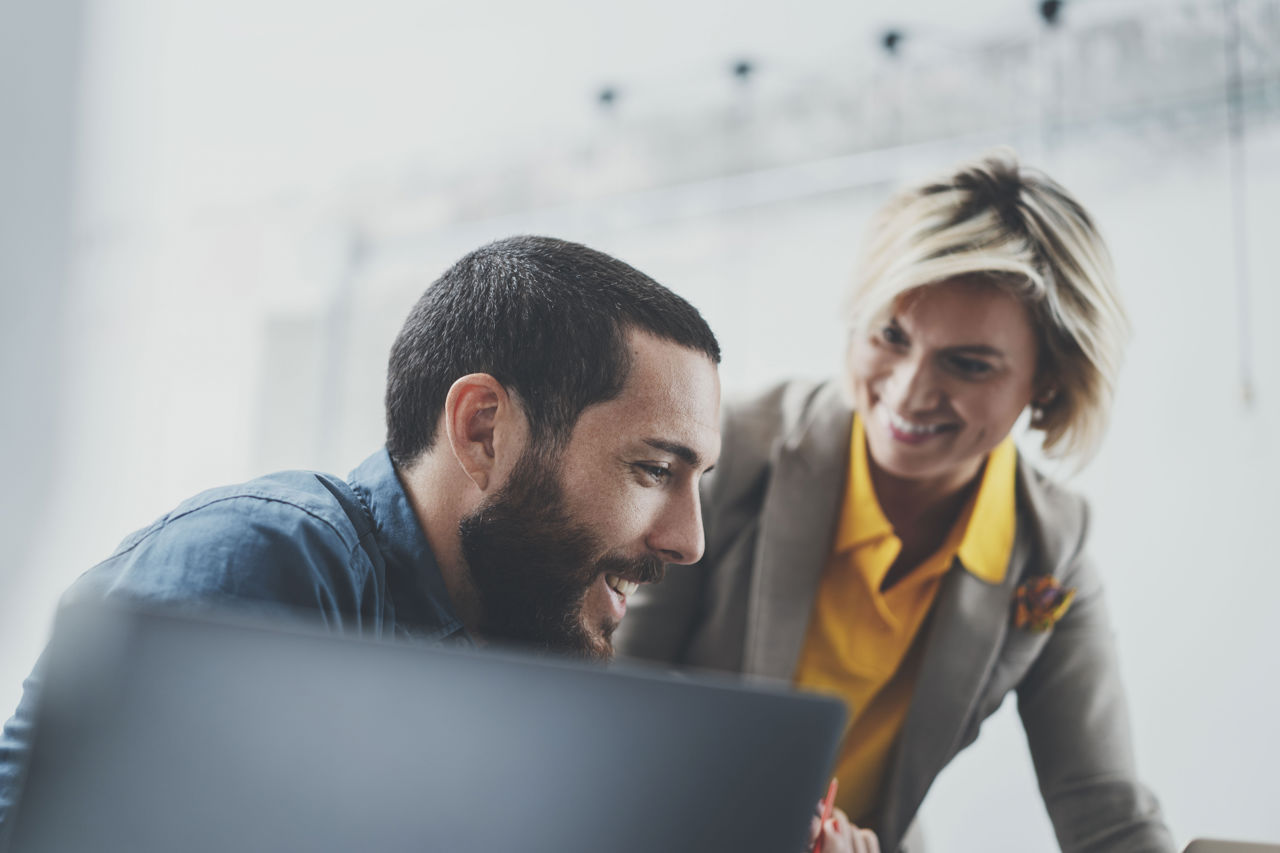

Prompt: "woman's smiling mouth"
[880,407,957,444]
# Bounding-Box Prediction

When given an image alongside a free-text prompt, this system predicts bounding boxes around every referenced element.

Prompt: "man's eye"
[635,464,672,484]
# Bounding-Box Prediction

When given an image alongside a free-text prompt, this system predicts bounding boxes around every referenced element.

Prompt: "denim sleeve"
[0,491,375,839]
[0,654,46,845]
[71,492,373,624]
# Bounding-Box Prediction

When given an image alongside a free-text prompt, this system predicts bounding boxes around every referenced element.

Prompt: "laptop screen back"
[9,601,845,853]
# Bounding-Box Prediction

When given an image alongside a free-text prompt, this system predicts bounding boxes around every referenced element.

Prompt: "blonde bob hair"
[847,149,1128,465]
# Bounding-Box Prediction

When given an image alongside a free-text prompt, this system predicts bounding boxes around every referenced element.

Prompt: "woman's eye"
[949,356,994,377]
[880,325,907,347]
[636,464,672,484]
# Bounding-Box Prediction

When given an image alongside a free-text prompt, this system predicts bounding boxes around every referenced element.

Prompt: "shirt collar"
[834,415,1018,586]
[834,414,894,552]
[954,435,1018,586]
[347,448,467,642]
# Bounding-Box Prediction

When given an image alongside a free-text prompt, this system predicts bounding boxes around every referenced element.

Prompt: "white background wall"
[3,0,1278,849]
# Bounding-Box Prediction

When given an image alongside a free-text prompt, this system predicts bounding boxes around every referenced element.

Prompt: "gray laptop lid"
[1183,842,1280,852]
[9,601,846,853]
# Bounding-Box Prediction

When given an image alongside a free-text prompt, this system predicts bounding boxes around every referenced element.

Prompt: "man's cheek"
[579,576,609,620]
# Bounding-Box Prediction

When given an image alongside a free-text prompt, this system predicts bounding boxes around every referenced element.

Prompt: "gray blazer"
[615,380,1174,853]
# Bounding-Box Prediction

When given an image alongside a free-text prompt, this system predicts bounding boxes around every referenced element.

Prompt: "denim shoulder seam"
[107,493,370,573]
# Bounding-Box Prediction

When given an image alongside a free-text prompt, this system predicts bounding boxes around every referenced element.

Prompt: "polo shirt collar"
[954,436,1017,585]
[834,414,893,552]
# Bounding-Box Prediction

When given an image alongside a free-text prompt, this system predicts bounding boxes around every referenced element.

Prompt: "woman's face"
[849,278,1041,494]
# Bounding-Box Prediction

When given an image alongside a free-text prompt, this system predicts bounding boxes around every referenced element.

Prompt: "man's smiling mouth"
[605,574,639,597]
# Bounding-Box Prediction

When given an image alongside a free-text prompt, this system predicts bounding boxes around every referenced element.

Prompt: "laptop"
[1184,842,1280,852]
[7,600,846,853]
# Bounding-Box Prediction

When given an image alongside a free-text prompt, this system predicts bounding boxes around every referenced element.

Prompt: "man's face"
[459,330,721,660]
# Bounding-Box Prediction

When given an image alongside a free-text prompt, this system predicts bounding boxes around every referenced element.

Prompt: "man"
[0,235,723,832]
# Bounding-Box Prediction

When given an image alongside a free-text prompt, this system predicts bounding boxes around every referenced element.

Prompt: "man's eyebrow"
[643,438,704,469]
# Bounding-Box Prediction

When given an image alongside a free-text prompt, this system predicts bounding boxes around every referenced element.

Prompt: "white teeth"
[883,408,949,435]
[605,574,639,597]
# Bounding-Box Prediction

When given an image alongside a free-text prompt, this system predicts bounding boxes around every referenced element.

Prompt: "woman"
[616,151,1175,853]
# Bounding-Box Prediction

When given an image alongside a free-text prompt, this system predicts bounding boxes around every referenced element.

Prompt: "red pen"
[812,776,839,853]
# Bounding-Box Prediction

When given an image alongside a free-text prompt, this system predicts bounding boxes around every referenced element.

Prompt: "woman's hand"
[806,806,881,853]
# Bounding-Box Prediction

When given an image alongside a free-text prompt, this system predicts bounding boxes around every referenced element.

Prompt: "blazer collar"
[742,382,853,680]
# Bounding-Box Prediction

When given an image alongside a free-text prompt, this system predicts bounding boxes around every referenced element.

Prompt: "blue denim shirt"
[0,448,468,833]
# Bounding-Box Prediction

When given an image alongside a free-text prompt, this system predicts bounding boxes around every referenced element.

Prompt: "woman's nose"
[885,357,943,413]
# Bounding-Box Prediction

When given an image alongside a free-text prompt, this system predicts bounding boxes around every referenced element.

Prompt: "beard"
[458,446,664,661]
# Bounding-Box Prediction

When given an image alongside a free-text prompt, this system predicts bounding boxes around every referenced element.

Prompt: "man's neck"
[397,454,484,634]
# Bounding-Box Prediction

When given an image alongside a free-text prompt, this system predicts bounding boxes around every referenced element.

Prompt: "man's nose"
[646,484,705,565]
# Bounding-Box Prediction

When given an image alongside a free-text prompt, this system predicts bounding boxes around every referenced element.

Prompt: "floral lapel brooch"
[1013,576,1076,632]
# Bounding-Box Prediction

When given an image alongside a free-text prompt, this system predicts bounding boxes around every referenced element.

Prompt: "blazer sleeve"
[1016,503,1176,853]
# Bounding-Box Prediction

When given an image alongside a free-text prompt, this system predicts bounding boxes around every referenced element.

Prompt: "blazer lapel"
[876,511,1031,849]
[743,385,852,681]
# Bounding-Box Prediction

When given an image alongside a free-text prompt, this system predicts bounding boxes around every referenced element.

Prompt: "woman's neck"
[869,454,985,589]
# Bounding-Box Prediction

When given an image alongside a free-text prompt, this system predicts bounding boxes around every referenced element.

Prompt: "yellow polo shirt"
[792,414,1017,825]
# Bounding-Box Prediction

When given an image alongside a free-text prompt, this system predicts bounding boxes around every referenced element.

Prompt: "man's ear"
[442,374,524,493]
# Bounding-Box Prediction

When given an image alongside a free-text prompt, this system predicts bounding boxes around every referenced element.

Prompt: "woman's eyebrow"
[943,344,1006,358]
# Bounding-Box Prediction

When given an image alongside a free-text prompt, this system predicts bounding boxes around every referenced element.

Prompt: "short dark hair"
[385,235,721,467]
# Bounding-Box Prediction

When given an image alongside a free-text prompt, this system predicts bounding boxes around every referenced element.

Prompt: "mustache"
[594,552,666,586]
